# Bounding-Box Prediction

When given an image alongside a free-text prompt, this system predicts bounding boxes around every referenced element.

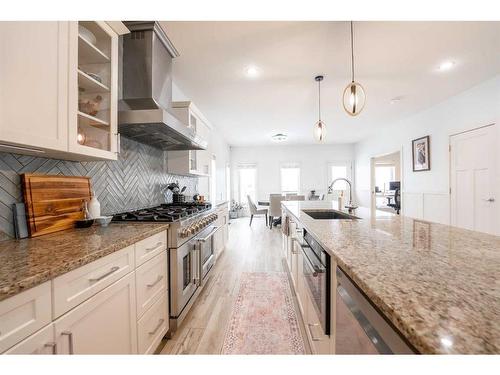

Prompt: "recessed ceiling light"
[245,65,259,78]
[438,60,455,72]
[271,133,287,142]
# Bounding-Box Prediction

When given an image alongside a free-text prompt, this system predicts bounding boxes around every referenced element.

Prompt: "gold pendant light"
[314,75,326,142]
[343,21,365,116]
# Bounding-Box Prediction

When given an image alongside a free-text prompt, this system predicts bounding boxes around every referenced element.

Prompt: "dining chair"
[247,195,268,226]
[268,194,285,229]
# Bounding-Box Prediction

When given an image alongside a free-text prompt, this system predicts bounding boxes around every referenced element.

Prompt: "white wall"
[230,144,355,202]
[172,81,231,203]
[354,75,500,224]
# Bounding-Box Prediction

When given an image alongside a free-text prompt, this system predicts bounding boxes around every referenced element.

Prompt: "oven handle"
[195,226,221,242]
[300,244,326,276]
[192,246,200,286]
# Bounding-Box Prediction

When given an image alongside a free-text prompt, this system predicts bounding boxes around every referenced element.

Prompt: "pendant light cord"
[318,79,321,121]
[350,21,355,83]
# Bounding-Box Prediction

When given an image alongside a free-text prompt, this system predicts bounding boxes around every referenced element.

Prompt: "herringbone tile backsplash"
[0,137,197,240]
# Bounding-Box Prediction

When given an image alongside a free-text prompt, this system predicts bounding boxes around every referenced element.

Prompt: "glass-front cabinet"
[0,21,128,160]
[69,21,119,159]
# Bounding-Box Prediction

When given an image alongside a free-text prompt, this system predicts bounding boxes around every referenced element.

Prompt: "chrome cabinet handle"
[61,331,74,354]
[146,275,164,288]
[145,242,163,253]
[148,319,165,335]
[307,323,326,342]
[88,266,120,282]
[44,342,57,354]
[483,198,495,202]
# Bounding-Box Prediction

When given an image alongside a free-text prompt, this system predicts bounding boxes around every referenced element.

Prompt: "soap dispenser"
[88,191,101,219]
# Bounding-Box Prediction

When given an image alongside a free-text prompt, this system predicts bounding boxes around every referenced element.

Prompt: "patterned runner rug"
[222,272,305,354]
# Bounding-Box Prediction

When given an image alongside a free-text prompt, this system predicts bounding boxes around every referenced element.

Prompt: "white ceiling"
[161,21,500,146]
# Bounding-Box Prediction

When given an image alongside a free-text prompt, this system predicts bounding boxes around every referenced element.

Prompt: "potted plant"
[230,200,244,219]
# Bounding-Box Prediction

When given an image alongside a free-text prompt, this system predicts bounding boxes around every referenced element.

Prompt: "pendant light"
[342,21,366,116]
[314,75,326,142]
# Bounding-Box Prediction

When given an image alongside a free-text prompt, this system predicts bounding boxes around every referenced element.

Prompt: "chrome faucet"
[327,177,358,210]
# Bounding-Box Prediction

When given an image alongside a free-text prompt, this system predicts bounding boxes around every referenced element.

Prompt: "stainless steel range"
[113,202,220,331]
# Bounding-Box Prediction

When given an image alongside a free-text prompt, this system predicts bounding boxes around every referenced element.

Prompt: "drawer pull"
[148,319,165,335]
[307,323,327,342]
[44,342,57,354]
[61,331,74,354]
[88,266,120,282]
[145,242,163,253]
[146,275,164,288]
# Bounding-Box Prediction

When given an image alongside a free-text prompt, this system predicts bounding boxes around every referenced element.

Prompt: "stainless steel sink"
[303,209,359,220]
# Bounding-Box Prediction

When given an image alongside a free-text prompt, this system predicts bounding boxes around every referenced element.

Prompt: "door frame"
[448,122,497,232]
[369,148,404,214]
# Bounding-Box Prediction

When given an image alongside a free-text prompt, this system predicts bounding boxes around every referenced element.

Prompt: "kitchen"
[1,1,500,373]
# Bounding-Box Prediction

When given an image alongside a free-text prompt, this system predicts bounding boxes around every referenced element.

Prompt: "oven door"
[169,239,199,318]
[195,225,221,282]
[301,244,330,335]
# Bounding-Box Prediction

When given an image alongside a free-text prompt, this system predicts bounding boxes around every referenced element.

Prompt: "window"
[280,166,300,194]
[327,161,353,200]
[375,165,395,192]
[210,156,216,202]
[238,165,257,204]
[226,164,231,203]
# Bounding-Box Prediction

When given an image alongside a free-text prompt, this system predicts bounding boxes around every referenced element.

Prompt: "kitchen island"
[281,200,500,354]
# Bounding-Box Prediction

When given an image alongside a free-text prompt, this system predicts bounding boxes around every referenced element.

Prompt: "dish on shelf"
[84,71,103,83]
[78,25,97,46]
[78,95,103,116]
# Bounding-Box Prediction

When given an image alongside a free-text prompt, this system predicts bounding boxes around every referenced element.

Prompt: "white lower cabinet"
[304,292,331,355]
[54,272,137,354]
[135,252,167,318]
[137,295,169,354]
[0,281,52,353]
[4,324,56,354]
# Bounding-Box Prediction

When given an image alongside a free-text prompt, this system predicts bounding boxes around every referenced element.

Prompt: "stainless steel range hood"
[119,21,207,150]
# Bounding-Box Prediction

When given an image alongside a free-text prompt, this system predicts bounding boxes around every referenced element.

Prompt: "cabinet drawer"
[0,282,52,353]
[305,292,331,354]
[3,323,55,354]
[52,245,135,318]
[135,231,167,267]
[137,294,169,354]
[135,251,167,318]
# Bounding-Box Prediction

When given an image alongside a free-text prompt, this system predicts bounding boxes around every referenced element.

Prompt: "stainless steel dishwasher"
[335,267,416,354]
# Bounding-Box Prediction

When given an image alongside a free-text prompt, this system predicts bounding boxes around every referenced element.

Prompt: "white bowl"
[79,25,97,46]
[95,216,113,227]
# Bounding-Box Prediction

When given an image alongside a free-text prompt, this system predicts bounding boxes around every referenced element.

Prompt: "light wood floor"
[158,216,310,354]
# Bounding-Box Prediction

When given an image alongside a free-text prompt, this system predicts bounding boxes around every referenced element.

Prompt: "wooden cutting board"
[21,174,92,237]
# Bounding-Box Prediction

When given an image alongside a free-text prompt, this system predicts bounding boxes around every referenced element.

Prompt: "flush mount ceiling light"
[313,75,326,142]
[271,133,287,142]
[342,21,366,116]
[438,60,455,72]
[245,65,259,78]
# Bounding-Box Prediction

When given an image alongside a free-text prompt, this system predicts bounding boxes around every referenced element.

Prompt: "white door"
[54,272,137,354]
[0,22,69,151]
[450,124,498,235]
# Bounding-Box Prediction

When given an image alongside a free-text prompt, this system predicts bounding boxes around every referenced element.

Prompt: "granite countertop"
[0,223,169,302]
[282,200,500,354]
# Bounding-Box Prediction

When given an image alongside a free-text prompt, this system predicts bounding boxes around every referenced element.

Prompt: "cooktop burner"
[112,202,211,223]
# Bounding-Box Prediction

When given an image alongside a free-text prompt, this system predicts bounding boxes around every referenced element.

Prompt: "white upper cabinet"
[0,22,69,153]
[168,101,212,176]
[0,21,128,161]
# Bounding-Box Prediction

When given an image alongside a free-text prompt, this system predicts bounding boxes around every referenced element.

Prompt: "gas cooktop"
[112,202,212,223]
